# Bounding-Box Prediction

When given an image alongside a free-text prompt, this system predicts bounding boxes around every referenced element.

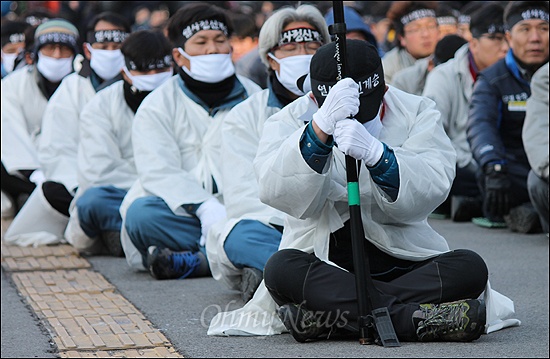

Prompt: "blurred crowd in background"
[1,1,485,59]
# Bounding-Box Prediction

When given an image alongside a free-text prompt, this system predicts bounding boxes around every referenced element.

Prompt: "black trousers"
[1,161,36,211]
[42,181,73,216]
[264,221,488,341]
[452,162,481,198]
[1,161,72,216]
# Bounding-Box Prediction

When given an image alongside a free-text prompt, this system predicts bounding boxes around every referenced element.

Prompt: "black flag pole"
[329,0,400,347]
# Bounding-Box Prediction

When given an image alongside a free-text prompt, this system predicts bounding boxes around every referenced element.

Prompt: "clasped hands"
[312,78,383,167]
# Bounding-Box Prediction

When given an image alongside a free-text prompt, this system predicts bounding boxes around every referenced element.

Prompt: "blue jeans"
[77,186,126,238]
[224,219,282,271]
[124,196,203,266]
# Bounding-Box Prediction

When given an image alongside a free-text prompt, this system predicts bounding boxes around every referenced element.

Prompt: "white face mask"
[268,53,313,96]
[1,51,19,73]
[178,47,235,83]
[86,43,124,80]
[122,66,173,91]
[36,53,74,82]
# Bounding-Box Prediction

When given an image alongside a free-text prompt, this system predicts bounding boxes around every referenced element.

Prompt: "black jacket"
[466,50,532,172]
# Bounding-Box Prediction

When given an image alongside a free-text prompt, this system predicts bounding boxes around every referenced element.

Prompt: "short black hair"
[433,34,467,66]
[166,3,233,48]
[386,1,439,37]
[19,8,53,27]
[121,29,172,72]
[86,11,131,35]
[1,20,31,49]
[229,11,259,39]
[469,2,505,39]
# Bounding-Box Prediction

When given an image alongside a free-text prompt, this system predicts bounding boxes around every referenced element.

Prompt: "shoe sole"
[469,300,487,342]
[277,305,307,343]
[101,232,124,257]
[504,206,542,234]
[472,217,507,228]
[240,268,263,303]
[146,246,160,279]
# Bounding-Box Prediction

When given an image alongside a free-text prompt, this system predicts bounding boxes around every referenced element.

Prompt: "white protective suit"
[64,80,138,252]
[206,89,286,290]
[422,44,476,169]
[1,65,47,174]
[1,65,70,246]
[391,57,431,96]
[38,72,97,192]
[120,74,261,270]
[4,71,105,247]
[207,86,520,336]
[381,47,417,85]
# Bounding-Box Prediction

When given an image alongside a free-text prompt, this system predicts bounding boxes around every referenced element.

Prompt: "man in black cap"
[467,1,549,232]
[252,39,499,343]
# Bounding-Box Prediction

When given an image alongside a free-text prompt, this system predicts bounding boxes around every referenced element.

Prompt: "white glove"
[312,77,360,135]
[29,170,46,187]
[195,197,226,246]
[334,119,384,167]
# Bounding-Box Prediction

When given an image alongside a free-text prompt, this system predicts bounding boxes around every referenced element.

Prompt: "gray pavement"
[2,218,549,358]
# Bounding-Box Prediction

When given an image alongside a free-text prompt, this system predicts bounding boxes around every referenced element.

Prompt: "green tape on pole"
[347,182,360,206]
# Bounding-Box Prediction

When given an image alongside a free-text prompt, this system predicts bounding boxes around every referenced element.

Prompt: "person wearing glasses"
[205,4,330,304]
[382,1,440,85]
[422,3,509,222]
[467,1,548,233]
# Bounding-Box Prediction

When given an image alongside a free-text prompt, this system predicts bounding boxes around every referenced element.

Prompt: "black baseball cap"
[310,39,385,123]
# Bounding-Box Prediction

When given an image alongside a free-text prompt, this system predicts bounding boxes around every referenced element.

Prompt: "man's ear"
[83,42,92,61]
[398,34,406,48]
[121,68,131,85]
[172,47,189,69]
[25,52,34,65]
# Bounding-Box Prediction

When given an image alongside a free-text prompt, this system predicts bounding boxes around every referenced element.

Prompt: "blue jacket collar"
[505,49,530,87]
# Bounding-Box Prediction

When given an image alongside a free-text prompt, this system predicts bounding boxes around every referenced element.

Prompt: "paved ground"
[1,217,549,358]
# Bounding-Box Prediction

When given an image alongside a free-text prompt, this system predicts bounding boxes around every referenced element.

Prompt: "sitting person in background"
[392,33,466,96]
[435,4,458,39]
[2,18,80,246]
[467,1,548,233]
[382,1,440,85]
[207,3,329,303]
[231,10,266,89]
[522,62,549,235]
[1,19,30,78]
[422,3,508,221]
[65,29,173,256]
[119,3,261,277]
[455,1,484,42]
[35,12,130,253]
